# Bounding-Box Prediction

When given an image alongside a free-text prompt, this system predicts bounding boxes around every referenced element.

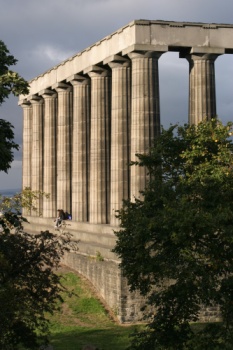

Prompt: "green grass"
[46,268,143,350]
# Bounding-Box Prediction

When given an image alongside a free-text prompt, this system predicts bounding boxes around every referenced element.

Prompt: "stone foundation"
[62,252,145,323]
[23,216,145,323]
[23,217,222,324]
[198,305,222,323]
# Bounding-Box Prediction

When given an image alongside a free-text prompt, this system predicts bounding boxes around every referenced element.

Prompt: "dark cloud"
[1,0,233,189]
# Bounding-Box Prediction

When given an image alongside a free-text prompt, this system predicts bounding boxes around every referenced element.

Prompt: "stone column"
[104,56,131,226]
[84,65,111,224]
[185,49,223,124]
[30,95,44,216]
[52,83,72,214]
[67,74,90,222]
[20,100,32,215]
[39,89,57,218]
[128,51,162,199]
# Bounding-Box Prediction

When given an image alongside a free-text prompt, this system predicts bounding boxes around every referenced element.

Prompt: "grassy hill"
[48,266,143,350]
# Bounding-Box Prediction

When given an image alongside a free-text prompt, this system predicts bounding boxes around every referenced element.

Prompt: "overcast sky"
[1,0,233,191]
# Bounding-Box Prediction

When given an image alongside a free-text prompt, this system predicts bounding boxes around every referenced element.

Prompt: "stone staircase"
[23,216,119,261]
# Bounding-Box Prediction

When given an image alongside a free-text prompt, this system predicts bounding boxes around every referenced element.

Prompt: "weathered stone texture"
[62,251,145,323]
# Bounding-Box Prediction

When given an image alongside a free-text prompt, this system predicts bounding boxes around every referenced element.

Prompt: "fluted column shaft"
[30,96,43,216]
[129,51,161,199]
[107,58,131,225]
[40,90,57,217]
[186,53,219,124]
[68,75,90,222]
[86,67,111,224]
[21,101,32,215]
[54,83,72,214]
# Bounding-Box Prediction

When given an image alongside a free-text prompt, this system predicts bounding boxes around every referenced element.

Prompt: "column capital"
[27,94,43,104]
[185,53,220,62]
[38,88,57,98]
[51,82,72,92]
[66,74,90,86]
[103,54,130,69]
[122,44,168,56]
[83,65,110,77]
[18,99,31,107]
[127,50,163,60]
[180,46,224,61]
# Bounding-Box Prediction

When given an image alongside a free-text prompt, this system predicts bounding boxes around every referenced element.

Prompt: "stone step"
[23,216,119,261]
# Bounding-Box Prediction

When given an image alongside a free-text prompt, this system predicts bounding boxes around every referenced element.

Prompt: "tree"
[0,40,29,105]
[0,41,74,349]
[0,39,29,172]
[0,118,19,172]
[113,119,233,350]
[0,190,72,350]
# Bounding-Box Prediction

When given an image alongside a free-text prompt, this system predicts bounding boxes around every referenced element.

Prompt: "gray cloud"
[1,0,233,189]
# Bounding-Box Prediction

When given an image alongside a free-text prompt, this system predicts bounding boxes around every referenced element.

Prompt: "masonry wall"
[62,252,146,323]
[23,216,146,323]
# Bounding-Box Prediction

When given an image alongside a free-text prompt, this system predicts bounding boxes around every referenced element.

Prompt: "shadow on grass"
[51,325,139,350]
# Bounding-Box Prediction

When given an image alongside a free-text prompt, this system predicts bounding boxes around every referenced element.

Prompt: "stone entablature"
[19,20,233,99]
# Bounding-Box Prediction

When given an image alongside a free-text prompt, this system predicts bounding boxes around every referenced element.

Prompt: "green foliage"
[96,251,104,261]
[0,118,19,172]
[0,187,50,216]
[0,39,29,172]
[0,192,72,350]
[113,119,233,349]
[0,40,29,105]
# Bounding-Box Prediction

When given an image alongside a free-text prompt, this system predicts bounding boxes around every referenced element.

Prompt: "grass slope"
[48,267,142,350]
